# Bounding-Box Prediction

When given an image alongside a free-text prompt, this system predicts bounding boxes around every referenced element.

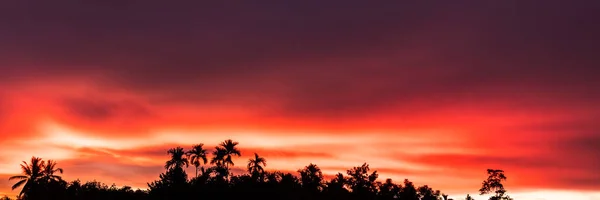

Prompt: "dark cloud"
[50,96,161,136]
[0,0,599,120]
[62,98,119,121]
[561,176,600,190]
[552,134,600,171]
[60,97,153,122]
[519,117,600,137]
[560,135,600,152]
[113,147,170,159]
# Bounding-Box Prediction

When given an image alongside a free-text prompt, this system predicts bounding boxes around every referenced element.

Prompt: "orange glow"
[0,76,598,199]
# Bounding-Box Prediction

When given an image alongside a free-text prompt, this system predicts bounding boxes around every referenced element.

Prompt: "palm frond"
[11,179,27,190]
[8,175,27,181]
[20,163,31,175]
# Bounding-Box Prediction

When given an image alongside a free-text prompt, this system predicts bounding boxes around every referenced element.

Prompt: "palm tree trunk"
[195,167,198,178]
[225,163,229,181]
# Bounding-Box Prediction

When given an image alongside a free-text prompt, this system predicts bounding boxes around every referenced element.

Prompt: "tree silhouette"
[466,194,475,200]
[346,163,378,198]
[165,146,189,170]
[198,165,214,181]
[186,144,208,178]
[298,163,324,198]
[479,169,513,200]
[247,153,267,181]
[218,139,241,169]
[399,179,419,200]
[209,147,230,182]
[210,147,226,166]
[327,173,347,190]
[8,157,45,198]
[6,141,504,200]
[323,172,350,199]
[417,185,441,200]
[41,160,64,183]
[378,178,401,200]
[212,165,231,182]
[148,167,188,200]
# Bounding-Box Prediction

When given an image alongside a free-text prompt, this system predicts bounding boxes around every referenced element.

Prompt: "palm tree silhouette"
[41,160,64,183]
[210,147,226,166]
[217,139,241,169]
[298,163,324,193]
[186,144,208,178]
[199,166,214,178]
[165,147,189,170]
[247,153,266,180]
[8,157,45,197]
[210,148,228,181]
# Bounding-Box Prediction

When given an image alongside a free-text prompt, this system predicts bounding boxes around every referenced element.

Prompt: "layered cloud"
[1,0,599,199]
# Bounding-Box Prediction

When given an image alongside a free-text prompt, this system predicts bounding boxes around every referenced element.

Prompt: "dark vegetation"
[6,139,513,200]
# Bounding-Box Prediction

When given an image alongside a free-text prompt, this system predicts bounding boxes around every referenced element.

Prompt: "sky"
[0,0,599,199]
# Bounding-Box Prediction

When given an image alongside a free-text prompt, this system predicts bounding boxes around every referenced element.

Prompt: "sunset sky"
[1,1,599,199]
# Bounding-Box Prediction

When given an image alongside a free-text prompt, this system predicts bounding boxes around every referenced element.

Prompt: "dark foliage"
[7,139,512,200]
[479,169,513,200]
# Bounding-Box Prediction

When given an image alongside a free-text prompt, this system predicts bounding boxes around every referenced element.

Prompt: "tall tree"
[247,153,267,180]
[209,147,230,182]
[165,147,189,170]
[479,169,512,200]
[325,173,350,199]
[210,148,226,166]
[399,179,419,200]
[8,157,45,198]
[298,163,324,193]
[378,178,401,200]
[186,144,208,178]
[417,185,441,200]
[41,160,64,183]
[326,173,347,191]
[346,163,379,196]
[218,139,241,169]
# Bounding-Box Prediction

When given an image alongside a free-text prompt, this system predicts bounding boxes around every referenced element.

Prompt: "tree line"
[6,139,513,200]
